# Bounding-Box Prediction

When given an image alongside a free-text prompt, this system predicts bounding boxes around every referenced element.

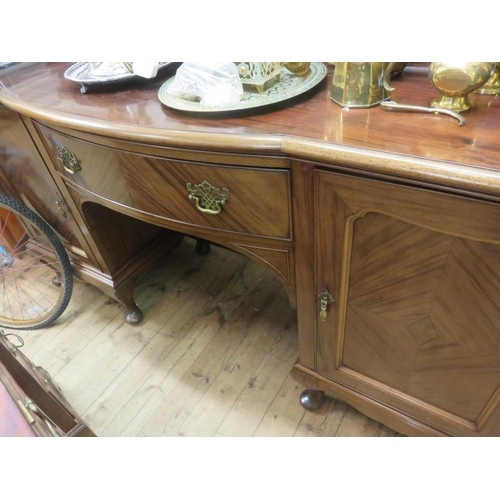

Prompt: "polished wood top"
[2,62,500,195]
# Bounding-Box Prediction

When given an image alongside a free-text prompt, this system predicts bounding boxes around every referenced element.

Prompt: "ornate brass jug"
[429,62,493,112]
[474,62,500,95]
[330,62,398,108]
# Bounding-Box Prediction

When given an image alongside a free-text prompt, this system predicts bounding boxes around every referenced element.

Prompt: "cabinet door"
[0,106,96,264]
[316,170,500,436]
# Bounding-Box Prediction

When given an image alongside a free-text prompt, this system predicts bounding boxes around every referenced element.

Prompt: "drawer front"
[36,125,292,240]
[0,109,95,265]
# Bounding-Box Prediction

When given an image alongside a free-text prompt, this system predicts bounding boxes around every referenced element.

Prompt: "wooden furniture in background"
[0,205,25,254]
[0,103,184,324]
[2,62,500,436]
[0,331,94,436]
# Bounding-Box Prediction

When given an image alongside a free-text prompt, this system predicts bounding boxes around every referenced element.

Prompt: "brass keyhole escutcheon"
[56,146,81,174]
[186,180,230,215]
[318,288,334,322]
[55,193,67,218]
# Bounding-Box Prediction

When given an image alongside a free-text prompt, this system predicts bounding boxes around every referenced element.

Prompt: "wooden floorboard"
[16,237,398,437]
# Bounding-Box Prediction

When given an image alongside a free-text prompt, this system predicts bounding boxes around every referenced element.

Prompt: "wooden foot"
[115,281,143,325]
[300,389,326,412]
[195,238,211,255]
[124,309,143,325]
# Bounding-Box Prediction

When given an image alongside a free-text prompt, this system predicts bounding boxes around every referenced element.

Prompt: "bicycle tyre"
[0,195,73,330]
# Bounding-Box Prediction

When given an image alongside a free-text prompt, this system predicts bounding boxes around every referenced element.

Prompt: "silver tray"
[64,62,173,93]
[157,62,327,112]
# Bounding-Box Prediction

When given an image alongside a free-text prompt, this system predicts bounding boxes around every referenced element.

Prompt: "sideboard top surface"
[1,62,500,176]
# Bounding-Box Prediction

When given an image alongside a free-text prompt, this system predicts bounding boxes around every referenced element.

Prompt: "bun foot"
[125,308,143,325]
[195,238,211,255]
[300,389,325,412]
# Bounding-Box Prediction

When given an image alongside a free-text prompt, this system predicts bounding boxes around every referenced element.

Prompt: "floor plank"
[253,374,312,437]
[214,312,298,437]
[9,238,399,437]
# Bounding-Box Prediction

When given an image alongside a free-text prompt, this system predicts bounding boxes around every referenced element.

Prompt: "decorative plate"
[64,62,173,93]
[157,62,327,112]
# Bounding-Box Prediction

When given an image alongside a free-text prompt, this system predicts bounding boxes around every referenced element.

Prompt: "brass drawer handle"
[16,399,36,425]
[30,360,53,383]
[24,398,62,436]
[186,180,230,215]
[56,146,81,174]
[318,288,335,322]
[0,330,24,354]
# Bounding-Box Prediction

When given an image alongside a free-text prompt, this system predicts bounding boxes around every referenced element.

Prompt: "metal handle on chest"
[0,330,24,354]
[186,180,230,215]
[23,398,62,436]
[56,146,81,174]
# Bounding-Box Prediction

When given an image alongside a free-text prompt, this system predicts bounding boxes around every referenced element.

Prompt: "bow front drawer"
[35,125,292,240]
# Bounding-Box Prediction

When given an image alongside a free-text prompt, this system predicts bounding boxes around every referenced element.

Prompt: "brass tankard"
[330,62,398,108]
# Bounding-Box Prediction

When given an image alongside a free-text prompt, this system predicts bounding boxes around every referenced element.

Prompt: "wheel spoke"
[0,209,12,239]
[1,212,30,256]
[12,240,51,259]
[8,265,55,312]
[10,274,28,321]
[6,265,58,306]
[0,197,72,329]
[0,270,15,321]
[1,268,57,321]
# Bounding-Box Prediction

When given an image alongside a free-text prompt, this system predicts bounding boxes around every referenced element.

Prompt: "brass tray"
[158,62,327,112]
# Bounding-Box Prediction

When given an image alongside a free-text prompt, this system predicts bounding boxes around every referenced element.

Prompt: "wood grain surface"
[3,63,500,436]
[34,122,292,240]
[315,170,500,436]
[2,63,500,198]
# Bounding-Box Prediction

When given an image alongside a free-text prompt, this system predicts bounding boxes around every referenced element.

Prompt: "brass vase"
[474,63,500,95]
[429,62,493,112]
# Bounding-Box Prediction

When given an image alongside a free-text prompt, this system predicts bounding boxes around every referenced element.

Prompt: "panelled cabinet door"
[0,106,96,264]
[315,169,500,436]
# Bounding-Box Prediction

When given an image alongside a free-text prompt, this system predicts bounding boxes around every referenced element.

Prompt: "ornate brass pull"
[186,180,230,215]
[56,146,81,174]
[318,288,335,322]
[55,193,67,218]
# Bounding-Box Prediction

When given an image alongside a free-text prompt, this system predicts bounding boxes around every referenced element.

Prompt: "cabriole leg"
[115,281,143,325]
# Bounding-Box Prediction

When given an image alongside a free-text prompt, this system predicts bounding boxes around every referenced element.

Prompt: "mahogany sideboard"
[2,62,500,437]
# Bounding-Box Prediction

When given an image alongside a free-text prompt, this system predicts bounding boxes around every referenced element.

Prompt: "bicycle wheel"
[0,195,73,330]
